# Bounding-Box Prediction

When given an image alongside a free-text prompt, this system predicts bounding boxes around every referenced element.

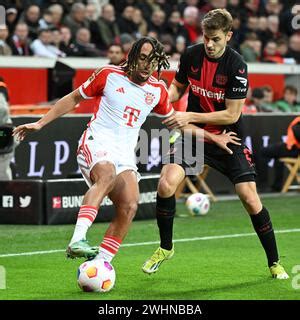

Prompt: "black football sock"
[156,193,176,250]
[250,206,279,267]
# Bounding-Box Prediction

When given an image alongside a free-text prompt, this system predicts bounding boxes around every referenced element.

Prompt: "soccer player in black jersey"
[142,9,289,279]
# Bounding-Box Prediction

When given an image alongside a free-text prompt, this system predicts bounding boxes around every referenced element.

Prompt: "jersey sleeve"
[79,67,109,99]
[225,60,249,99]
[174,49,189,85]
[152,82,174,118]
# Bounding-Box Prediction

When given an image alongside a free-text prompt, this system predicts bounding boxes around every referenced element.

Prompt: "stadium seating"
[280,155,300,193]
[175,165,217,202]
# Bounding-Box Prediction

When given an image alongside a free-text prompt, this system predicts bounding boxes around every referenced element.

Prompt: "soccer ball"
[186,193,210,216]
[77,259,116,293]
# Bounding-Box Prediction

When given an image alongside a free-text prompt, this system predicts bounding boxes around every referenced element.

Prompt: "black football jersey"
[175,43,248,136]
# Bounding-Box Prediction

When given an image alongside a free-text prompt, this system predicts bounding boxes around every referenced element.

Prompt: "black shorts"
[165,136,256,185]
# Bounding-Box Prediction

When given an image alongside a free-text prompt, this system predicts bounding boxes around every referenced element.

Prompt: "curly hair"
[122,36,170,79]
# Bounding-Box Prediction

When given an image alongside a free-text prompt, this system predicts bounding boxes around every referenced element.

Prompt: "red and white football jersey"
[78,65,173,155]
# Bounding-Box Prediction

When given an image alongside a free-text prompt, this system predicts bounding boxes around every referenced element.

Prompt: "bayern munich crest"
[145,92,155,105]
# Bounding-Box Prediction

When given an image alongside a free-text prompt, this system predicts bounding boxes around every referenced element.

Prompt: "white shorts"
[77,129,140,187]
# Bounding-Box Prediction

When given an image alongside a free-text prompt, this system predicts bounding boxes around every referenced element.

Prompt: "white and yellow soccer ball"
[77,259,116,293]
[186,193,210,216]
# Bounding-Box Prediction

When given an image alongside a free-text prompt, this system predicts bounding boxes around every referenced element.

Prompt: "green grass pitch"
[0,196,299,300]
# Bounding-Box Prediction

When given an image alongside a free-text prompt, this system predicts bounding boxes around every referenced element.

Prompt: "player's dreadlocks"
[122,37,170,79]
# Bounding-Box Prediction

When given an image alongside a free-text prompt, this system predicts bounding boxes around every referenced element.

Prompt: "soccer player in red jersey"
[142,10,289,279]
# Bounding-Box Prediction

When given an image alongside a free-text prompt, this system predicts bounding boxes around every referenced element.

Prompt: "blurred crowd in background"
[0,0,300,113]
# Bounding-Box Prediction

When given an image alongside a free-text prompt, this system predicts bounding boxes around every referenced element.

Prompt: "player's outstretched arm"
[13,89,83,141]
[181,124,241,154]
[163,99,245,129]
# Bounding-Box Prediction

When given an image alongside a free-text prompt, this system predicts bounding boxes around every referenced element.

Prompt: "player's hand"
[213,130,241,154]
[162,111,192,129]
[12,122,42,141]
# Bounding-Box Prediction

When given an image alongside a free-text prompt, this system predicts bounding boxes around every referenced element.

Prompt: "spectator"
[240,33,262,62]
[31,28,66,58]
[107,43,125,65]
[244,0,263,16]
[229,13,243,51]
[258,16,268,32]
[260,116,300,191]
[262,85,275,105]
[265,15,282,41]
[199,0,227,14]
[88,0,109,19]
[160,34,174,56]
[90,3,120,50]
[227,0,246,18]
[276,36,289,59]
[245,16,259,34]
[6,7,19,34]
[51,28,63,50]
[70,27,103,57]
[63,3,90,39]
[287,33,300,64]
[262,39,283,63]
[165,10,189,44]
[171,35,186,61]
[263,0,283,16]
[274,86,300,113]
[59,26,75,56]
[8,22,33,56]
[117,5,137,36]
[177,0,200,15]
[132,8,148,37]
[48,4,64,28]
[0,79,18,181]
[85,3,99,22]
[119,33,135,58]
[20,5,41,40]
[0,25,12,56]
[39,9,55,30]
[147,30,159,40]
[182,6,201,45]
[148,9,167,36]
[249,87,274,112]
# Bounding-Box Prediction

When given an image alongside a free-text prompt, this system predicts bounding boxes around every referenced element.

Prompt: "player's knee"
[120,201,138,219]
[240,193,260,212]
[158,177,177,197]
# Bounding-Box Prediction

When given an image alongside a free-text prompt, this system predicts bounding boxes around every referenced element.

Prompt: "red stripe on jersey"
[152,82,172,116]
[84,144,93,166]
[77,129,88,155]
[199,57,219,112]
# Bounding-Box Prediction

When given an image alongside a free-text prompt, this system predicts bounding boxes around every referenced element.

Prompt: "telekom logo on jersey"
[123,106,141,127]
